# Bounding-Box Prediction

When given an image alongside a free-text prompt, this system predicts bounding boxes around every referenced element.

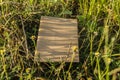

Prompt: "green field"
[0,0,120,80]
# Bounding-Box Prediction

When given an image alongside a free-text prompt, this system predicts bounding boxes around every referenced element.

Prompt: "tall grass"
[78,0,120,80]
[0,0,120,80]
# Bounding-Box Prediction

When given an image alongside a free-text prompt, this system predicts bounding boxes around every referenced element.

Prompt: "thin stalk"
[90,33,93,63]
[20,16,29,57]
[106,65,109,80]
[96,57,102,80]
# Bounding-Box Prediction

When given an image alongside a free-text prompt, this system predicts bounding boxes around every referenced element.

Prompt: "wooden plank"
[35,16,79,62]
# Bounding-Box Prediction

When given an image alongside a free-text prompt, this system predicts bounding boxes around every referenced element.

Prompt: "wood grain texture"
[35,16,79,62]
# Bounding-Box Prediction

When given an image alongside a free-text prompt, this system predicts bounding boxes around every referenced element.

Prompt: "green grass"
[0,0,120,80]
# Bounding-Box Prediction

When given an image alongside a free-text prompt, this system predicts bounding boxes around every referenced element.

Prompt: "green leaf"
[62,9,72,15]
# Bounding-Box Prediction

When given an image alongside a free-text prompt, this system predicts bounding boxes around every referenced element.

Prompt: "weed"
[0,0,120,80]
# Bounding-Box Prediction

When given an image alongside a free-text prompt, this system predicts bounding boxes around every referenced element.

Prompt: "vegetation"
[0,0,120,80]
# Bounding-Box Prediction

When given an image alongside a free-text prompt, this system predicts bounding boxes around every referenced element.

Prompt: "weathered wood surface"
[35,16,79,62]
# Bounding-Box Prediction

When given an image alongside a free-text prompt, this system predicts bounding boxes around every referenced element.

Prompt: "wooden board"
[35,16,79,62]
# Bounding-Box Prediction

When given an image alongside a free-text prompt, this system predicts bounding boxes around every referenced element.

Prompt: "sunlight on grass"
[0,0,120,80]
